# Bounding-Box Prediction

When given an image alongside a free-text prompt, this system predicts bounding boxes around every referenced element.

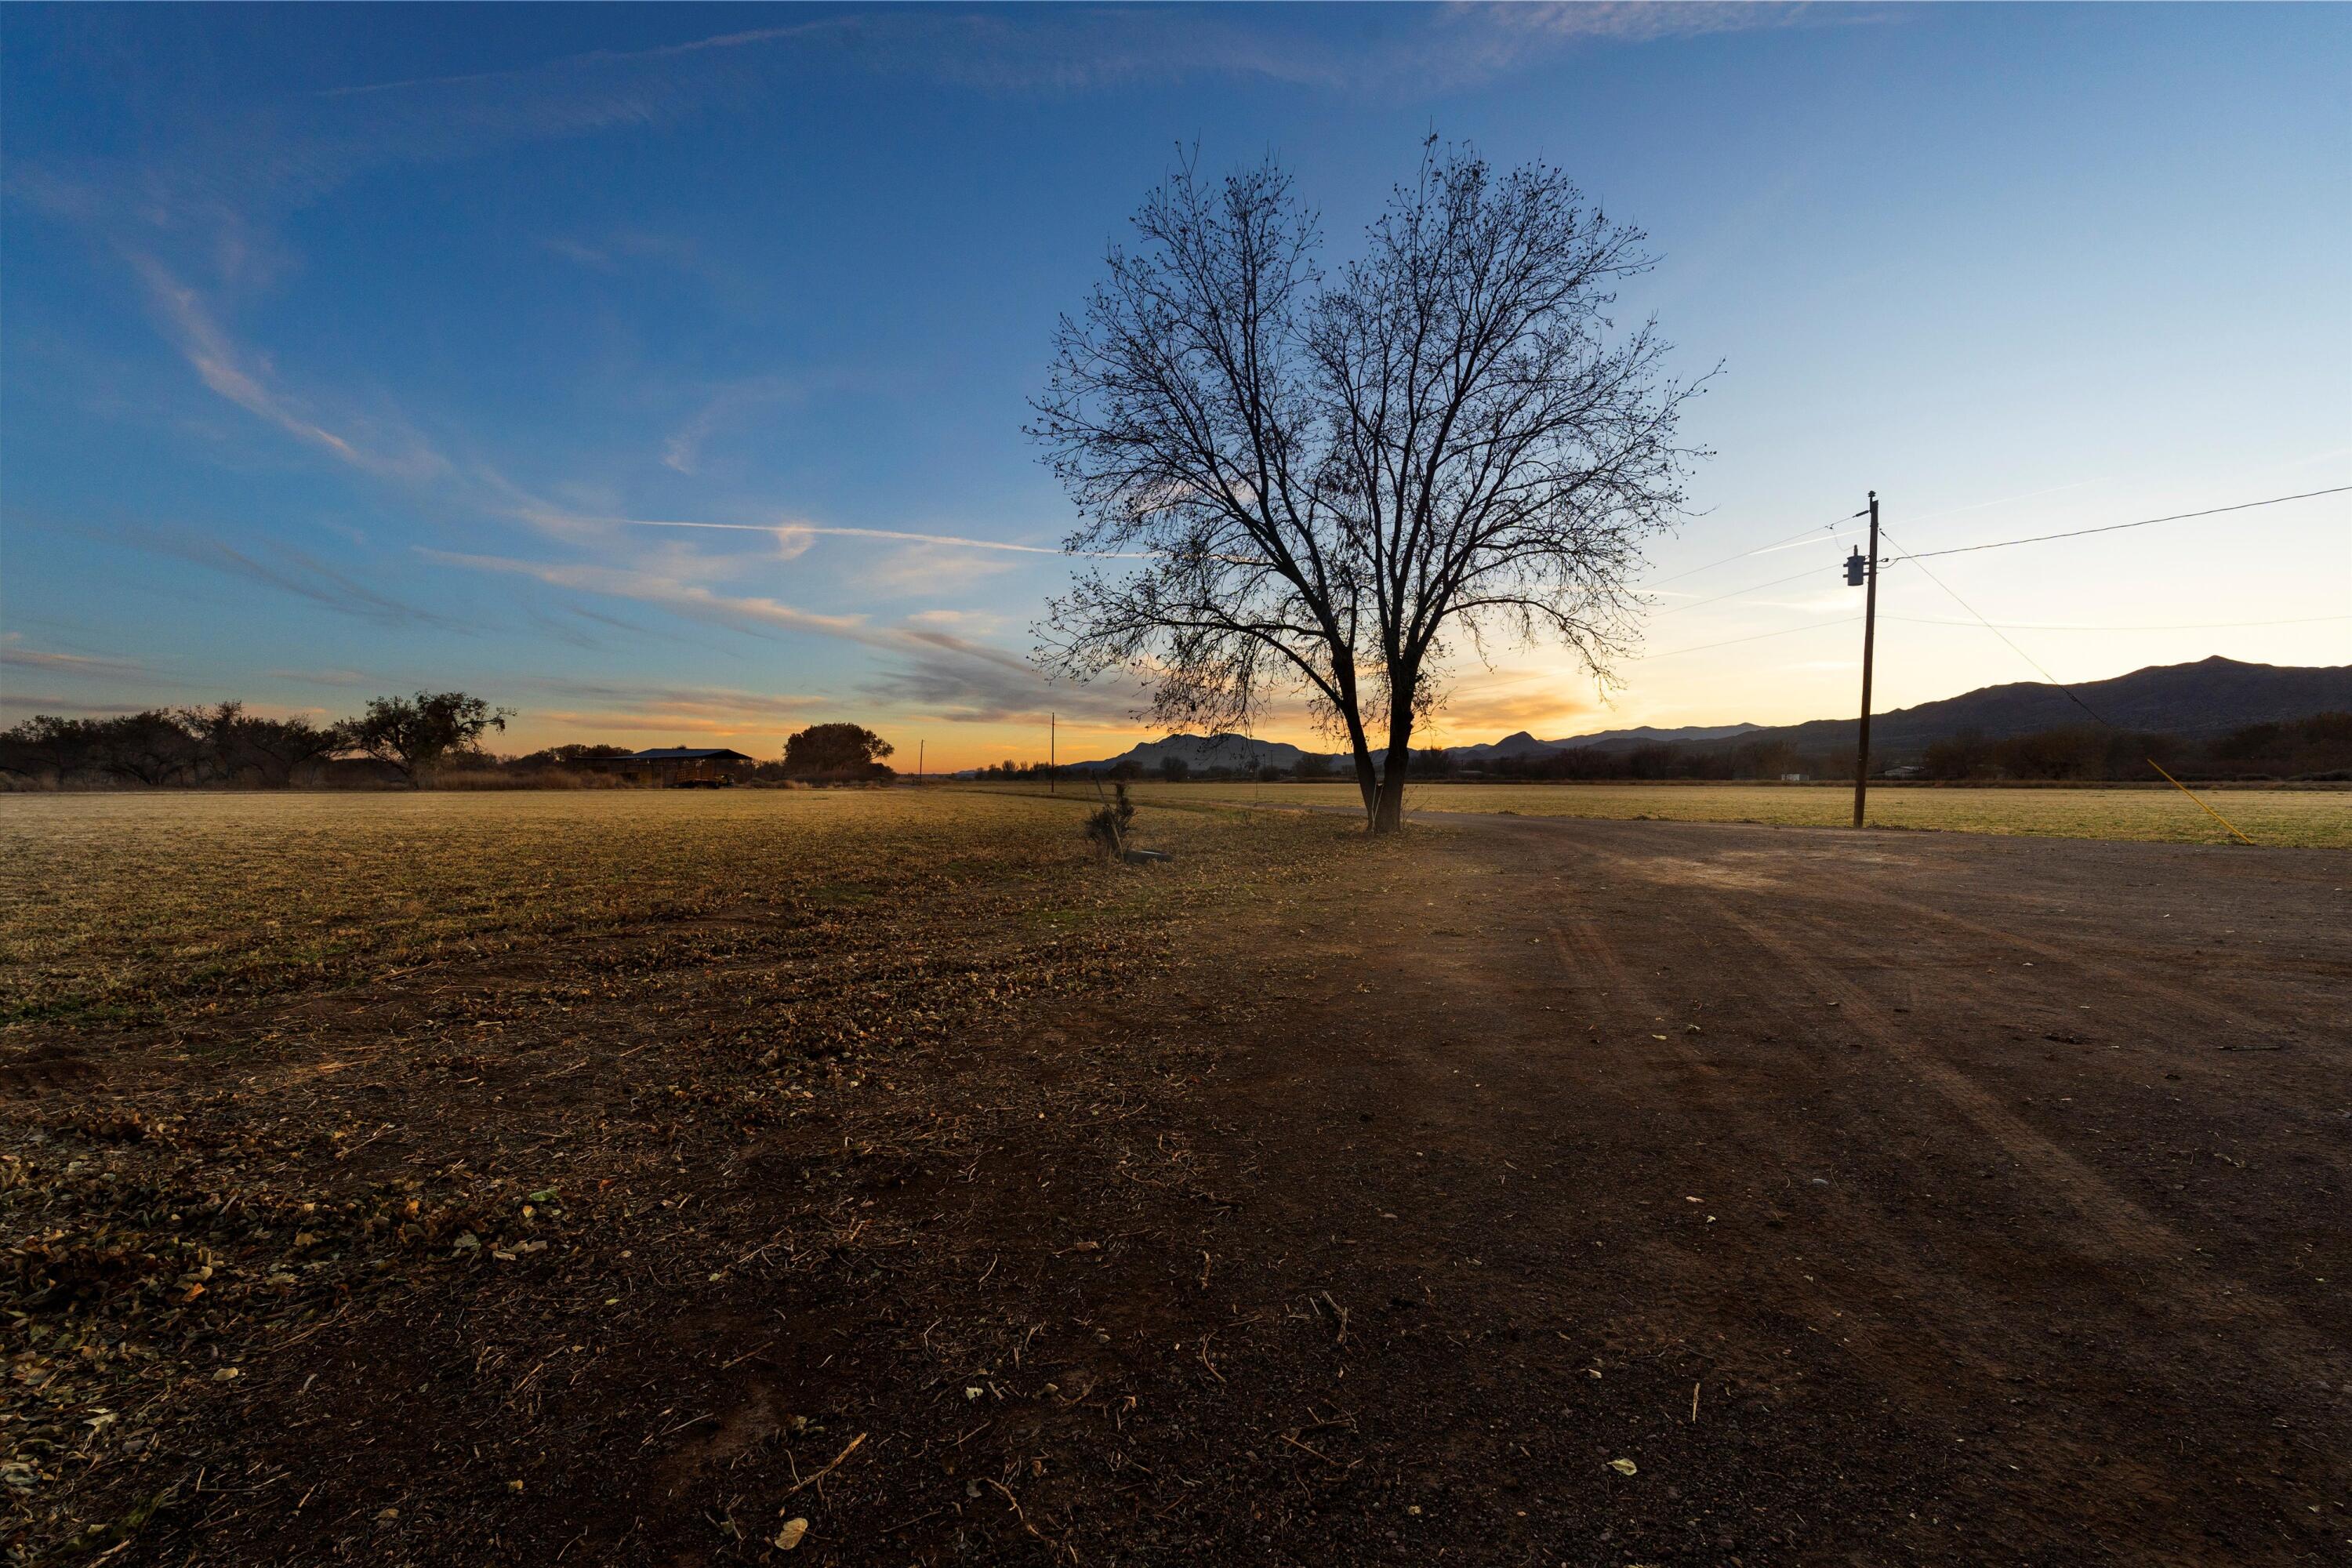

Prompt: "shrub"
[1083,783,1138,859]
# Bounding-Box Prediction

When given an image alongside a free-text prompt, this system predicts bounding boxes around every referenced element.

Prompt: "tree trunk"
[1327,665,1381,826]
[1371,710,1415,835]
[1342,722,1380,823]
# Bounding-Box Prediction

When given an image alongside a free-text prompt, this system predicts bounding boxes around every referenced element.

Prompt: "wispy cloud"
[121,525,473,631]
[307,6,1839,116]
[420,543,1116,728]
[584,514,1091,557]
[0,692,154,717]
[517,676,819,738]
[864,619,1145,728]
[902,607,1011,637]
[659,377,798,475]
[545,227,716,277]
[417,548,871,642]
[16,8,1848,256]
[521,604,612,652]
[858,651,1137,728]
[1414,670,1601,739]
[124,252,448,481]
[1453,2,1830,50]
[855,543,1022,599]
[0,641,149,680]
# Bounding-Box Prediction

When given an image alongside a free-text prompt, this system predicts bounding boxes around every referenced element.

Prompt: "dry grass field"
[1053,778,2352,848]
[0,789,1359,1563]
[0,789,1301,1028]
[4,788,2347,1566]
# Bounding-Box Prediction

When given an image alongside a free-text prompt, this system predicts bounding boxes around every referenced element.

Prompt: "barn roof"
[628,747,755,761]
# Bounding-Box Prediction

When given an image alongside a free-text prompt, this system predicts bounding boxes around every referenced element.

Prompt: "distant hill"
[1065,733,1306,774]
[1070,721,1770,773]
[1547,722,1764,752]
[1061,659,2347,775]
[1693,656,2352,763]
[1439,724,1762,763]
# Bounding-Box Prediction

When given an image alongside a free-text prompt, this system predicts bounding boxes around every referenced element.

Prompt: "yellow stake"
[2146,757,2257,847]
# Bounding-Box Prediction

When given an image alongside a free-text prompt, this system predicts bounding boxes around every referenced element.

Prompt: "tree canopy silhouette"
[342,691,512,785]
[782,723,895,781]
[1031,140,1706,832]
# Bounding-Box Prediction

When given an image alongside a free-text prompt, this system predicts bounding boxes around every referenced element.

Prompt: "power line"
[1886,612,2350,633]
[1637,616,1860,661]
[1646,485,2347,630]
[1636,508,1868,591]
[1849,515,2267,844]
[1642,485,2343,619]
[1651,564,1831,617]
[1875,524,2114,728]
[1884,485,2350,563]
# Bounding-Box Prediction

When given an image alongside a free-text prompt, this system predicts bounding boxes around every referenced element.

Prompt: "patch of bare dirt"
[9,813,2348,1565]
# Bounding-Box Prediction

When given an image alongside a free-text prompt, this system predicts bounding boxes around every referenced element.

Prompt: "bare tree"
[0,716,105,787]
[91,711,205,786]
[342,691,511,785]
[1030,140,1705,832]
[176,701,343,786]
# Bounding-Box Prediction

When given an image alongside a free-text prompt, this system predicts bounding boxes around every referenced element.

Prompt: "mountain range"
[1704,655,2351,762]
[1051,658,2350,774]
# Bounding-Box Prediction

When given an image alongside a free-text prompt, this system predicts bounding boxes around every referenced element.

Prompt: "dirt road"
[678,814,2350,1566]
[1140,815,2351,1565]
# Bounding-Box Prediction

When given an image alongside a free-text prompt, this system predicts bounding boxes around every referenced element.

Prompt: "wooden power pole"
[1851,490,1880,829]
[1050,712,1057,796]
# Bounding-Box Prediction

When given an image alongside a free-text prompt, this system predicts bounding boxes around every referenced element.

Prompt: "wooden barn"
[594,747,754,788]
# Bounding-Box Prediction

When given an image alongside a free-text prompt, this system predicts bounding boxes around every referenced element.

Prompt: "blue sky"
[4,2,2347,767]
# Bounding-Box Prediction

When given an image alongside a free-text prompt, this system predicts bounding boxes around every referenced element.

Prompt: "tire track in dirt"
[1472,821,2350,1563]
[1534,872,2127,1454]
[1557,826,2349,1235]
[1710,880,2352,1563]
[1806,876,2306,1045]
[1693,885,2346,1377]
[1545,873,2166,1401]
[1541,909,1942,1397]
[1548,819,2334,1054]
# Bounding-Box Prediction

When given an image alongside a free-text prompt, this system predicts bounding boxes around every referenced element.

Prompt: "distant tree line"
[1,700,912,790]
[1022,713,2350,788]
[0,693,510,789]
[1917,713,2350,782]
[1420,713,2352,784]
[971,756,1296,783]
[1102,756,1288,783]
[1446,736,1824,782]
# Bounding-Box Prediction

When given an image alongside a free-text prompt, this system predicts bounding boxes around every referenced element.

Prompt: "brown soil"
[12,813,2350,1566]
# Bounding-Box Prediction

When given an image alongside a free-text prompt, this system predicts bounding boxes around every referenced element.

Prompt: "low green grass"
[996,779,2352,849]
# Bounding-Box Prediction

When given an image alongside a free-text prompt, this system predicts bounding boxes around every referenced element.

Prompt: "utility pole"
[1050,712,1057,796]
[1849,490,1880,829]
[916,739,924,785]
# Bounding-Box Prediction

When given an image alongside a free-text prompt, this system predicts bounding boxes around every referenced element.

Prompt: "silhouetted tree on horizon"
[782,723,895,781]
[1031,137,1706,833]
[341,691,512,785]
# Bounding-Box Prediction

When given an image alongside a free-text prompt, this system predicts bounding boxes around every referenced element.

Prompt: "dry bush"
[1083,782,1138,860]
